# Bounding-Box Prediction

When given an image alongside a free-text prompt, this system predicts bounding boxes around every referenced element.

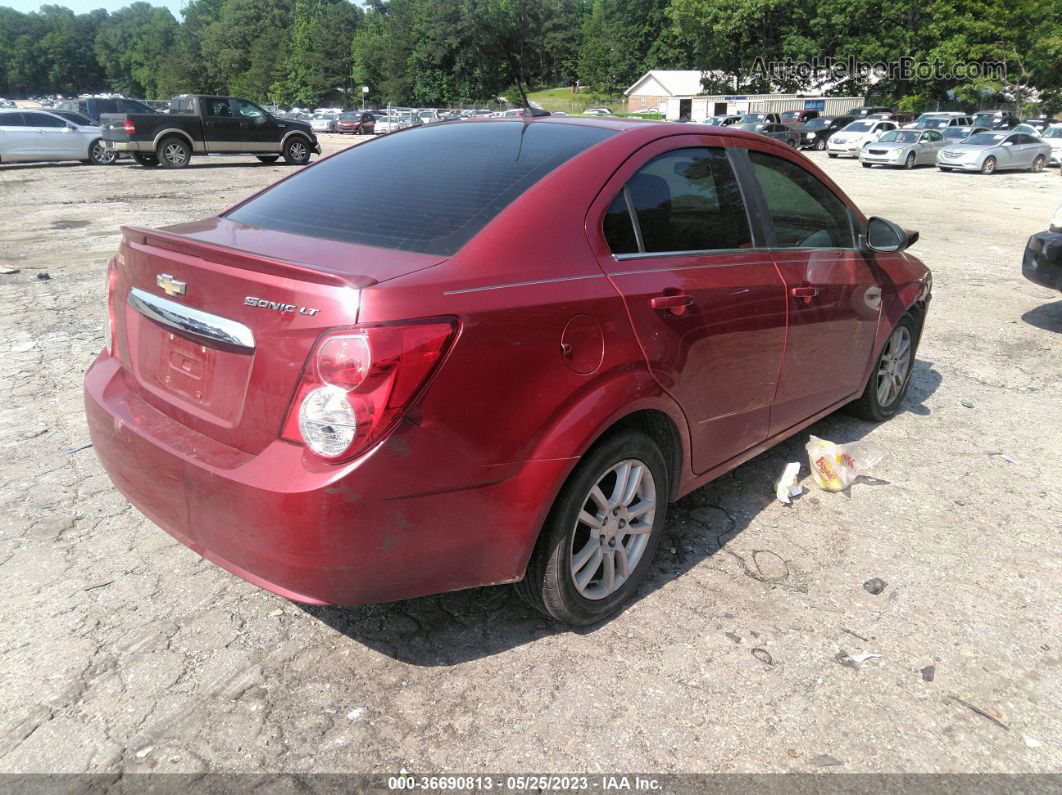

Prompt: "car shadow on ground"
[301,358,941,666]
[1021,300,1062,333]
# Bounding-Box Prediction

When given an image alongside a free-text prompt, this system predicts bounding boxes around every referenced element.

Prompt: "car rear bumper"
[1023,231,1062,291]
[84,351,571,605]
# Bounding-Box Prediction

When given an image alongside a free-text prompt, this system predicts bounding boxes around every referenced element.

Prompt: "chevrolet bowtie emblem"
[156,273,187,297]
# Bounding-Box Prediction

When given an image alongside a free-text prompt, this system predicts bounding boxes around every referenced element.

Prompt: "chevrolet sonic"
[84,118,931,624]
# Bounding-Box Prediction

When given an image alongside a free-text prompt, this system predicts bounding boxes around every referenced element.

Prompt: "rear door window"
[748,151,854,249]
[24,112,66,128]
[227,121,614,256]
[0,113,26,127]
[603,147,752,254]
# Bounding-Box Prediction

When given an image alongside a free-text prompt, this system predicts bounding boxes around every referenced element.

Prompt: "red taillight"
[282,321,455,460]
[123,119,136,135]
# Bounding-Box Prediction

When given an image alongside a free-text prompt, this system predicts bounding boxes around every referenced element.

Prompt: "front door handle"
[650,293,694,315]
[791,286,819,303]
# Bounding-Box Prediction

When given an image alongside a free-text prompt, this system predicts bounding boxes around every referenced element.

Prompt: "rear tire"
[514,430,669,625]
[861,162,872,168]
[256,155,279,163]
[157,136,191,168]
[88,139,117,165]
[814,138,826,151]
[846,314,919,422]
[1031,155,1045,173]
[134,153,159,167]
[828,153,837,158]
[283,137,312,165]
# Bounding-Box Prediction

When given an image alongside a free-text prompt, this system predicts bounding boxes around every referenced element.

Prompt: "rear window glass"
[227,121,614,256]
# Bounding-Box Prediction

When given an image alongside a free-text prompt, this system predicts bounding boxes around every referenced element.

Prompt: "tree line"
[1,0,1058,113]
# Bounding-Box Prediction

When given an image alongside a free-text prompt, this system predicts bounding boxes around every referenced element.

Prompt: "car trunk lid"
[111,220,446,454]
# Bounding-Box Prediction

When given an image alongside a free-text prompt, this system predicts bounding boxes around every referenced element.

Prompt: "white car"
[0,108,116,165]
[584,108,614,116]
[1042,125,1062,166]
[374,114,405,134]
[827,119,898,157]
[310,115,337,133]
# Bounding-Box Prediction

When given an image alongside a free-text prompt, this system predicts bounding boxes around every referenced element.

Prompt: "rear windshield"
[227,121,614,256]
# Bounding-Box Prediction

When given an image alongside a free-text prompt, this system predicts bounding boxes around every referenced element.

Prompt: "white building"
[624,70,865,120]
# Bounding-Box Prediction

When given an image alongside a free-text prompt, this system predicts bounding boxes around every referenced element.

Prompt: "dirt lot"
[1,132,1060,776]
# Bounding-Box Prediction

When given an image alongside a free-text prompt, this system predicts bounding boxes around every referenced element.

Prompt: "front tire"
[814,138,826,151]
[256,155,279,163]
[283,137,312,165]
[904,152,916,170]
[861,162,872,168]
[846,314,919,422]
[514,430,668,625]
[980,156,996,175]
[1031,155,1045,173]
[157,136,191,168]
[827,153,837,158]
[88,139,117,165]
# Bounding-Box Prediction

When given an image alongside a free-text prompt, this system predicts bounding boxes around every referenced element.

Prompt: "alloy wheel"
[876,325,912,407]
[568,459,656,601]
[289,141,308,162]
[91,142,116,165]
[163,143,187,167]
[1032,156,1045,173]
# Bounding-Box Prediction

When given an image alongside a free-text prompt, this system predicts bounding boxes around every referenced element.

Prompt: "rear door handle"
[650,293,694,315]
[791,286,819,302]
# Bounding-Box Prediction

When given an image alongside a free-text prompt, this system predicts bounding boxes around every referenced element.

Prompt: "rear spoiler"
[120,225,375,289]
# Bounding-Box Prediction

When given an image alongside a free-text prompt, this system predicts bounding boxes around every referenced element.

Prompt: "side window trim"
[621,186,645,253]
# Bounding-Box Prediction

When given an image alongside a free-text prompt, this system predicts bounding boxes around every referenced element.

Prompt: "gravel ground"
[0,133,1060,776]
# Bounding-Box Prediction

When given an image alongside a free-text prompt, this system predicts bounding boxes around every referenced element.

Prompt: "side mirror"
[65,123,77,131]
[1002,140,1013,146]
[864,217,913,253]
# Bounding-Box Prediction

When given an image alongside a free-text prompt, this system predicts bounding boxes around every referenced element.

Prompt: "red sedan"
[84,118,931,624]
[335,111,376,135]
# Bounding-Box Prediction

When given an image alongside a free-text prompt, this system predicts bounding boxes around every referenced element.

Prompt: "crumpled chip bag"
[805,435,884,492]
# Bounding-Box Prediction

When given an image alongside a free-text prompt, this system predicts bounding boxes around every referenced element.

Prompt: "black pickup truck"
[100,94,320,168]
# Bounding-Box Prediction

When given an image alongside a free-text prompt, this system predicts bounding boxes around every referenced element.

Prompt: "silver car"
[859,128,946,169]
[1042,125,1062,166]
[0,108,116,165]
[736,121,799,147]
[937,130,1051,174]
[827,119,898,157]
[941,125,988,144]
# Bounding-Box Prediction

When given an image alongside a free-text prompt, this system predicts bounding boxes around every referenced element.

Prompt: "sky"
[4,0,186,14]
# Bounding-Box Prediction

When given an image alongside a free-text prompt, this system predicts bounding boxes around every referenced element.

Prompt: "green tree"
[94,2,180,97]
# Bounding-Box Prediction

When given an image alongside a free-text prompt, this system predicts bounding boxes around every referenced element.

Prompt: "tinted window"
[611,148,752,254]
[603,193,638,254]
[206,99,232,117]
[0,112,26,127]
[25,112,66,128]
[228,121,614,256]
[749,151,853,249]
[54,110,94,125]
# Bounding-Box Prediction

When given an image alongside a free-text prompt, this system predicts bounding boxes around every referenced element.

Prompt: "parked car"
[970,110,1020,130]
[739,112,781,125]
[1041,125,1062,166]
[738,121,799,147]
[827,118,898,157]
[100,94,319,168]
[0,98,16,109]
[0,108,116,165]
[937,130,1050,174]
[941,125,988,143]
[84,118,931,624]
[335,112,376,135]
[418,110,440,124]
[779,109,819,127]
[1020,118,1051,134]
[865,112,915,125]
[1012,123,1042,137]
[55,96,157,124]
[584,108,614,116]
[905,113,972,130]
[373,114,404,134]
[310,114,337,134]
[49,109,98,127]
[704,115,742,127]
[851,106,893,118]
[859,128,946,168]
[1022,205,1062,292]
[799,115,856,150]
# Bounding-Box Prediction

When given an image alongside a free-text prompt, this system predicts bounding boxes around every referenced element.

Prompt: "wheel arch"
[152,128,196,152]
[281,129,313,148]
